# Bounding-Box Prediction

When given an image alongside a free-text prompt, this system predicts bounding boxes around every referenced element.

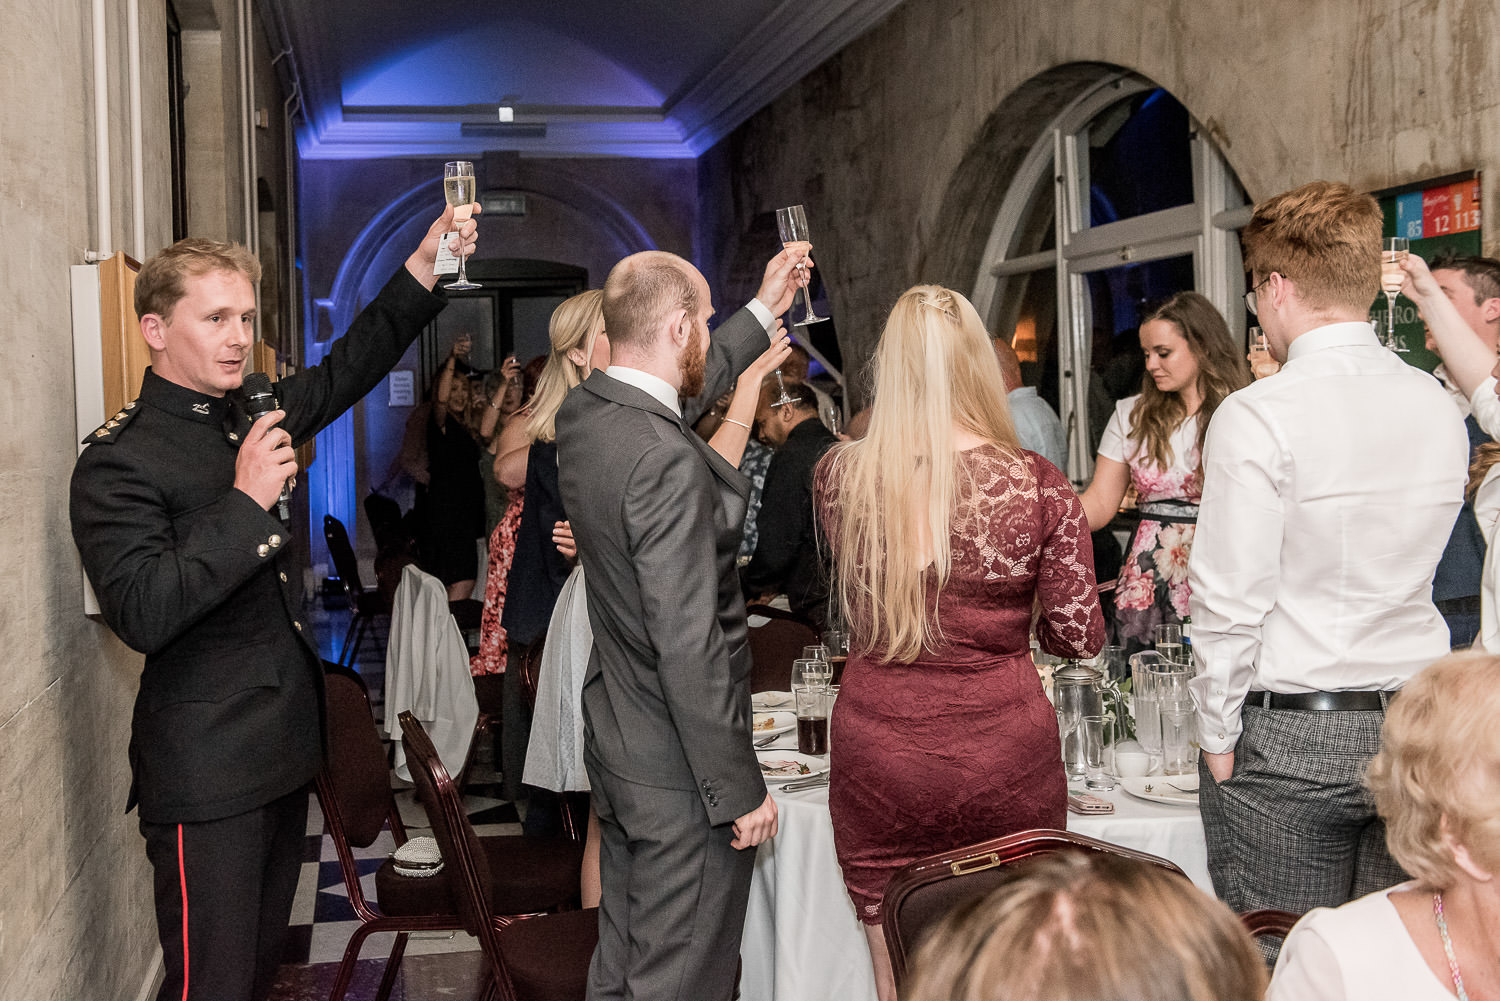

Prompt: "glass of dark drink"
[795,688,829,756]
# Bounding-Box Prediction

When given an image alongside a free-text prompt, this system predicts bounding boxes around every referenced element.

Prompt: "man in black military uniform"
[70,205,477,1001]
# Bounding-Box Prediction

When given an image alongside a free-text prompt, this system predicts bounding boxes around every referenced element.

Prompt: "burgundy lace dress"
[814,447,1105,923]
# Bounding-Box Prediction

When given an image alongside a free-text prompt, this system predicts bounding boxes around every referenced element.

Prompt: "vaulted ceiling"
[262,0,906,159]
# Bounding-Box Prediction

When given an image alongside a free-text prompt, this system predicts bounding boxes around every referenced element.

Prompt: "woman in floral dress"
[1080,292,1250,652]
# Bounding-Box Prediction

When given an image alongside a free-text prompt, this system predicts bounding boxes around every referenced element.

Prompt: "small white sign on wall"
[388,370,416,406]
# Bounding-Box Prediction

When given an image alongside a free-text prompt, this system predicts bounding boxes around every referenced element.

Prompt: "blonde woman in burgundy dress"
[815,285,1105,1001]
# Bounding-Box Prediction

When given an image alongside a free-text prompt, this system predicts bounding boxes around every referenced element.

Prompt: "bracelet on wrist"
[723,417,752,431]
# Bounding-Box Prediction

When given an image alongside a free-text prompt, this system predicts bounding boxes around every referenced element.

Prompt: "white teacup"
[1111,741,1152,778]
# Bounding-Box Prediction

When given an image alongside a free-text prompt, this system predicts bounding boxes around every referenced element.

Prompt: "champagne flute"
[443,161,480,291]
[771,369,796,408]
[1380,237,1409,352]
[775,204,826,326]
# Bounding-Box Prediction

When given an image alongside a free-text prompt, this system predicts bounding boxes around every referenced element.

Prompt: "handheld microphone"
[241,372,292,522]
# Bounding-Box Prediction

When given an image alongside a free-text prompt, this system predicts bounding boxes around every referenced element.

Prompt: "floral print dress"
[1097,395,1201,651]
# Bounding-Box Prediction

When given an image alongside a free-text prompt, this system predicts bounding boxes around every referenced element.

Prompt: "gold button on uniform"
[279,572,289,583]
[294,621,303,632]
[269,534,282,548]
[228,432,239,441]
[257,544,270,557]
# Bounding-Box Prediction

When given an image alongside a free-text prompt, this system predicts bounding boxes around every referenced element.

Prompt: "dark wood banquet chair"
[880,829,1189,985]
[324,514,390,667]
[1239,907,1302,964]
[745,603,819,693]
[317,668,466,1001]
[399,711,599,1001]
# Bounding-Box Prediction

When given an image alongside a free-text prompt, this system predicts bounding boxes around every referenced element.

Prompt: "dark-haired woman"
[1079,292,1250,651]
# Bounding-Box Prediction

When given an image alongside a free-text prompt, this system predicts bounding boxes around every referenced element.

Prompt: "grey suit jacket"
[557,306,768,825]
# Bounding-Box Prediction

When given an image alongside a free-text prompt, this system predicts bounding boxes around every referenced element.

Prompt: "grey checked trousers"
[1197,703,1407,915]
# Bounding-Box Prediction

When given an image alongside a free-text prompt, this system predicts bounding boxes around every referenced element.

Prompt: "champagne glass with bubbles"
[775,205,826,326]
[1380,237,1409,352]
[443,161,480,291]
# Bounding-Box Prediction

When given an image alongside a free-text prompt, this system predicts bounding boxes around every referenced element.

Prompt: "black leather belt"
[1435,595,1482,617]
[1245,690,1397,712]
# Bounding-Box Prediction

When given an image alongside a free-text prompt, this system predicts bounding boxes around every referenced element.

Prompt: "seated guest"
[992,334,1067,470]
[907,852,1267,1001]
[743,380,838,623]
[815,284,1105,1001]
[1403,253,1500,646]
[1268,652,1500,1000]
[781,340,840,430]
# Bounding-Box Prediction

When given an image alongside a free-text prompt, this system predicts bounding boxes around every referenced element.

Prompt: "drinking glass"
[791,657,829,693]
[1057,708,1085,781]
[1160,699,1197,775]
[1247,326,1277,379]
[770,370,797,408]
[774,205,826,326]
[821,626,849,684]
[1380,237,1410,352]
[1082,714,1117,791]
[795,688,829,755]
[442,161,480,291]
[1154,623,1184,666]
[1095,644,1128,684]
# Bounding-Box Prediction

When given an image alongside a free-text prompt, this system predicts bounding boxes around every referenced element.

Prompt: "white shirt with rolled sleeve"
[1187,321,1468,754]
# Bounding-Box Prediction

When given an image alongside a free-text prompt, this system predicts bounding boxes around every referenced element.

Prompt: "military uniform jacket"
[70,268,445,824]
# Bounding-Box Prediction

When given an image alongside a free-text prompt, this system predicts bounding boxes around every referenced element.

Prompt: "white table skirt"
[740,739,1213,1001]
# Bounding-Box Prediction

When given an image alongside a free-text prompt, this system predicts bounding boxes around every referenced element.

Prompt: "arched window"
[971,72,1249,480]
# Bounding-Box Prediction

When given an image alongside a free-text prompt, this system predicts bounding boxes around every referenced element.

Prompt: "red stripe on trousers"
[177,824,190,1001]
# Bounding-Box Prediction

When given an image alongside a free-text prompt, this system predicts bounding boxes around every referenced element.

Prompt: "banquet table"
[739,732,1212,1001]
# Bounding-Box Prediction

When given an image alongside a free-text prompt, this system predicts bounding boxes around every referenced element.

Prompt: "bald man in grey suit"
[557,249,804,1001]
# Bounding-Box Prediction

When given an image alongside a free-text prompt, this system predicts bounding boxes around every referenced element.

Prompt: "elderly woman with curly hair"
[1269,651,1500,999]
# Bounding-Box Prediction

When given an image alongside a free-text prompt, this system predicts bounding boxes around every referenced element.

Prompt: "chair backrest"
[320,669,405,848]
[517,637,546,711]
[324,514,366,597]
[398,711,500,947]
[745,611,818,693]
[1239,908,1300,944]
[881,828,1189,984]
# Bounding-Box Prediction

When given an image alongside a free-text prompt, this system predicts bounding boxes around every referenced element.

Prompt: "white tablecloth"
[1067,782,1212,892]
[739,736,1212,1001]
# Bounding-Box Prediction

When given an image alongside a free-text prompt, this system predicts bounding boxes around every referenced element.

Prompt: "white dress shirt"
[1474,464,1500,653]
[604,365,683,417]
[1188,321,1468,753]
[1467,373,1500,439]
[1267,882,1452,1001]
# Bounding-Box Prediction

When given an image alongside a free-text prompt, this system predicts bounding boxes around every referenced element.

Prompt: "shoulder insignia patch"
[83,401,140,444]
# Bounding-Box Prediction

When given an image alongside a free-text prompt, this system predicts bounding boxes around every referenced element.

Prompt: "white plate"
[1120,774,1199,806]
[753,691,794,711]
[751,710,796,738]
[757,751,829,785]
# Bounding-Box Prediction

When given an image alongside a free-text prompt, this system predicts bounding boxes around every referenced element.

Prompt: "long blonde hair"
[823,285,1021,663]
[525,290,604,443]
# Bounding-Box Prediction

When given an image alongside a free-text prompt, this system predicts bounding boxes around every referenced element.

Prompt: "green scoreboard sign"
[1375,173,1483,372]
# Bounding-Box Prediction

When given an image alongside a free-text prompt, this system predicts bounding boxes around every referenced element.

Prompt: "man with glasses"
[1189,181,1468,922]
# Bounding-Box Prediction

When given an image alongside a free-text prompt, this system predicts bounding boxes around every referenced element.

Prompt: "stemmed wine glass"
[775,204,826,326]
[770,370,796,408]
[443,161,481,291]
[1380,237,1409,352]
